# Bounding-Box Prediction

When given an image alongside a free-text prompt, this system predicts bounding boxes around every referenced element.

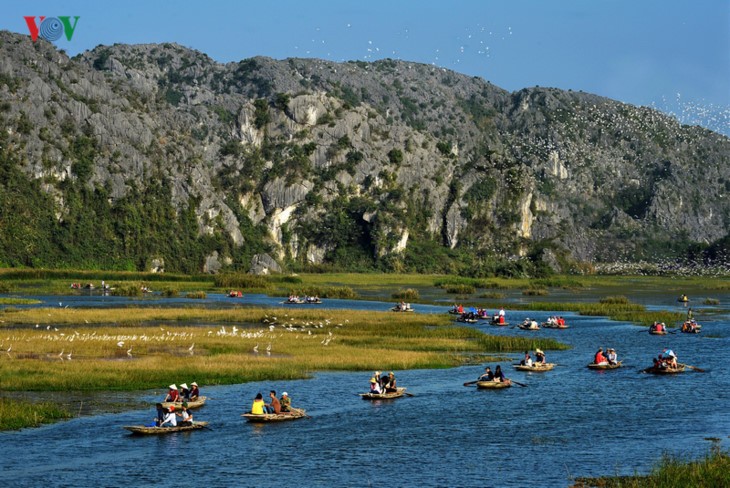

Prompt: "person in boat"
[606,348,618,365]
[266,390,281,414]
[494,365,506,382]
[280,392,291,412]
[164,384,180,403]
[535,348,546,364]
[176,402,193,425]
[383,371,397,392]
[594,348,607,365]
[160,405,177,427]
[478,366,495,381]
[687,308,693,320]
[369,377,382,394]
[251,393,266,415]
[520,350,533,366]
[457,304,464,314]
[189,382,200,401]
[179,383,190,401]
[154,403,166,427]
[662,348,678,368]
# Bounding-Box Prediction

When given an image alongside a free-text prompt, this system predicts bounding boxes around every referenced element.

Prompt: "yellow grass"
[0,307,564,391]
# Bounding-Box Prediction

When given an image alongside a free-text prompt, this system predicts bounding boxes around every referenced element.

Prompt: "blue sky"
[3,0,729,134]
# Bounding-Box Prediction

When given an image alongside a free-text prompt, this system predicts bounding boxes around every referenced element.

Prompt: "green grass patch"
[573,443,730,488]
[0,297,41,305]
[703,298,720,305]
[480,291,506,299]
[443,284,476,294]
[111,284,143,297]
[600,295,631,305]
[0,398,72,430]
[283,286,357,299]
[185,291,207,299]
[392,288,420,300]
[522,287,548,296]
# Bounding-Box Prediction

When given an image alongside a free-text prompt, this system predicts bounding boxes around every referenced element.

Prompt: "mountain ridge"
[0,31,727,275]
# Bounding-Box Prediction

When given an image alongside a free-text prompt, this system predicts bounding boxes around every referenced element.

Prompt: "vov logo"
[24,16,80,42]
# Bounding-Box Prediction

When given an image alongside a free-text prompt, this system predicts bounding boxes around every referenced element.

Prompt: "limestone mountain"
[0,31,727,274]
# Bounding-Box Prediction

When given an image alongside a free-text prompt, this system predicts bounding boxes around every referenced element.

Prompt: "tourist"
[594,348,607,365]
[479,366,494,381]
[160,406,177,427]
[280,392,291,412]
[606,348,618,365]
[179,383,190,401]
[494,365,506,382]
[662,348,678,368]
[154,403,166,427]
[267,390,281,414]
[520,350,533,367]
[251,393,266,415]
[177,402,193,425]
[164,384,180,402]
[369,377,382,394]
[189,382,200,401]
[383,371,397,392]
[535,348,546,364]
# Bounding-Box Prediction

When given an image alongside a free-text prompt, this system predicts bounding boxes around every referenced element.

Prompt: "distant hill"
[0,31,727,275]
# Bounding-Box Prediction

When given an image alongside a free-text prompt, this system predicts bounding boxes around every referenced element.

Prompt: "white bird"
[269,325,275,332]
[35,324,39,328]
[65,352,71,360]
[127,347,133,357]
[84,319,89,324]
[46,325,51,330]
[117,341,124,347]
[59,302,62,307]
[58,350,64,358]
[188,343,195,352]
[266,343,271,355]
[253,344,259,353]
[232,326,238,335]
[6,345,10,353]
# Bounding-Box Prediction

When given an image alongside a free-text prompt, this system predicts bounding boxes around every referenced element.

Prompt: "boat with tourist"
[124,421,209,435]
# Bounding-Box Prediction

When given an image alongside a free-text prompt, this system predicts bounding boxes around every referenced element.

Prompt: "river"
[1,292,729,487]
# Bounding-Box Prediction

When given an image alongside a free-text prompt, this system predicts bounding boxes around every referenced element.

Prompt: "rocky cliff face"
[0,31,727,273]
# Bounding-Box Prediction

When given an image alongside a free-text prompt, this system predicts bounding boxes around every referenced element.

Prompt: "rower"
[478,366,494,381]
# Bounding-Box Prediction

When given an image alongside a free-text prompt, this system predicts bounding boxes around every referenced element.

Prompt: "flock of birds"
[0,312,347,360]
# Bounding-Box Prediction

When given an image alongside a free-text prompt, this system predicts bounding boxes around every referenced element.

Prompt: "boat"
[491,321,509,327]
[513,363,555,372]
[456,316,478,324]
[161,396,207,410]
[228,291,243,298]
[476,380,512,389]
[643,364,686,375]
[360,387,407,399]
[284,297,322,304]
[518,322,540,330]
[124,421,209,435]
[391,306,414,313]
[649,329,668,335]
[587,361,622,370]
[541,322,569,329]
[677,295,689,303]
[680,321,701,334]
[242,407,307,423]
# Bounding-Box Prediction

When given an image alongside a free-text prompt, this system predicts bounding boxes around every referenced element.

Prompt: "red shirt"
[595,352,606,363]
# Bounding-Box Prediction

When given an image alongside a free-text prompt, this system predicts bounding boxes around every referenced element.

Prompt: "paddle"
[463,380,478,386]
[683,364,706,372]
[404,392,415,397]
[510,380,528,387]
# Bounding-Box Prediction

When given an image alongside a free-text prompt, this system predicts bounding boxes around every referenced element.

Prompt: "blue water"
[1,296,729,487]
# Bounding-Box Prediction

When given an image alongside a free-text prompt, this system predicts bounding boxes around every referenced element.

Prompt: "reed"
[111,284,143,297]
[480,292,505,299]
[702,298,720,305]
[283,286,357,299]
[443,284,476,294]
[214,273,272,290]
[0,297,41,305]
[599,295,631,305]
[522,287,549,296]
[0,398,72,430]
[185,291,207,299]
[573,443,730,487]
[391,288,420,300]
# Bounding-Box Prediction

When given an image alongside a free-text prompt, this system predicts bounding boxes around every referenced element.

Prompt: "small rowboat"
[457,317,478,324]
[391,307,414,312]
[644,364,686,375]
[476,380,512,389]
[518,323,540,330]
[360,387,407,400]
[541,323,569,329]
[161,396,207,410]
[587,361,622,370]
[514,363,555,372]
[242,407,307,423]
[491,321,509,327]
[649,330,668,335]
[124,421,209,435]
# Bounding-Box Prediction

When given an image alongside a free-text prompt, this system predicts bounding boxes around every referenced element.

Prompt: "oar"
[510,380,528,387]
[463,380,478,386]
[683,364,706,372]
[404,392,415,397]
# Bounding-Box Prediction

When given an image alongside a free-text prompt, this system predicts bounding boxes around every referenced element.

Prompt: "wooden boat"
[681,321,701,333]
[587,361,622,370]
[360,387,407,399]
[476,380,511,389]
[391,307,414,312]
[518,323,540,330]
[124,421,209,435]
[284,298,322,304]
[228,291,243,298]
[491,321,509,327]
[242,407,307,423]
[161,396,207,410]
[649,329,668,335]
[677,296,689,303]
[644,364,686,375]
[456,316,478,323]
[513,363,555,372]
[541,322,569,329]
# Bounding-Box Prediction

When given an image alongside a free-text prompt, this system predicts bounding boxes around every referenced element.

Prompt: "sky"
[3,0,729,134]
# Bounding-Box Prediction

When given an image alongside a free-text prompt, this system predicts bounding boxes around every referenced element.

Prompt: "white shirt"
[499,309,505,316]
[160,412,177,427]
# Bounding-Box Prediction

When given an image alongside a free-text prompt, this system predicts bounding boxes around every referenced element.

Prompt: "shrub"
[392,288,420,300]
[443,284,475,294]
[161,288,179,298]
[600,295,631,305]
[703,298,720,305]
[186,291,207,299]
[522,287,548,296]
